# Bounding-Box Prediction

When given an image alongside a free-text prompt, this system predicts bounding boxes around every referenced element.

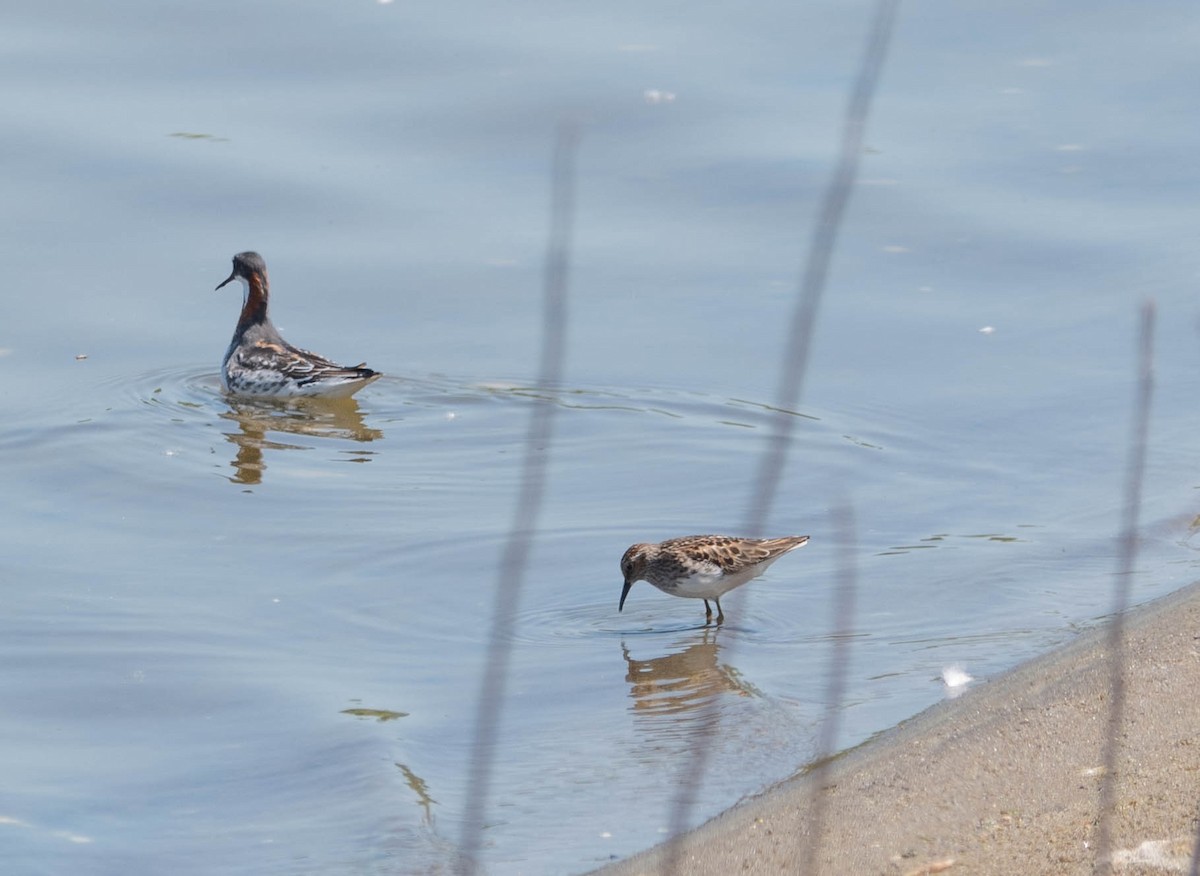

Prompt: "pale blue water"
[3,1,1200,873]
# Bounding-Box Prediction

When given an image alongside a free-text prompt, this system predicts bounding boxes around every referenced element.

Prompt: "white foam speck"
[941,666,973,689]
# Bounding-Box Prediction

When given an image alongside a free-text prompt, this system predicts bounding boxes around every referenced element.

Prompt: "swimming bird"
[215,251,381,398]
[619,534,810,624]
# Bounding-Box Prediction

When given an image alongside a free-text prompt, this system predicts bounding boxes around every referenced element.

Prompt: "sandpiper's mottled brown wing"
[749,536,811,560]
[662,534,809,574]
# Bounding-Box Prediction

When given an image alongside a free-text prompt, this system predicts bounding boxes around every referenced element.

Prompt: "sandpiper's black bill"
[215,271,237,291]
[619,580,633,612]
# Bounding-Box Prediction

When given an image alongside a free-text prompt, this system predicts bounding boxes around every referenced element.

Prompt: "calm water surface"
[3,1,1199,873]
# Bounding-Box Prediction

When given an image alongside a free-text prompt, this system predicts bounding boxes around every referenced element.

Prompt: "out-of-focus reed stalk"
[1093,300,1155,874]
[457,123,579,876]
[661,3,899,873]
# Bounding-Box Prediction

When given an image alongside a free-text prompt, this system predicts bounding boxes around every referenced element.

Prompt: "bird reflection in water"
[621,629,761,736]
[220,396,383,485]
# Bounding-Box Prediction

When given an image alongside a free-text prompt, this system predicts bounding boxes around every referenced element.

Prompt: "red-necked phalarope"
[215,251,381,399]
[619,534,810,624]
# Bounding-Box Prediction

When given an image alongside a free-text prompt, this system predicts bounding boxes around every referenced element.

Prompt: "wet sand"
[597,581,1200,875]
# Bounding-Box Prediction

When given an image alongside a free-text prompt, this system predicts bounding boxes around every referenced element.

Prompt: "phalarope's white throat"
[216,251,381,399]
[619,534,810,624]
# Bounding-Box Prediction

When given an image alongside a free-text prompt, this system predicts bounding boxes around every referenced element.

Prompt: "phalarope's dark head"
[216,251,268,291]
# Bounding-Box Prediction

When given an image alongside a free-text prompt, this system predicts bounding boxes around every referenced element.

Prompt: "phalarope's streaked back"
[619,534,810,624]
[215,251,381,399]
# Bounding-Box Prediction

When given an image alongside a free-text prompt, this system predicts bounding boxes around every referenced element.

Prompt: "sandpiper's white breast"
[658,566,731,599]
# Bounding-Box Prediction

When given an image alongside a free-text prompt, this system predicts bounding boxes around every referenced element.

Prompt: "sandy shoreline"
[596,581,1200,875]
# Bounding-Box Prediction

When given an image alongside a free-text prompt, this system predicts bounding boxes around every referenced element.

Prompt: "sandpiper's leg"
[714,598,725,624]
[703,600,713,622]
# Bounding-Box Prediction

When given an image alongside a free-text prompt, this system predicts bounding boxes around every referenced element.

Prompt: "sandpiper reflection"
[621,629,760,732]
[221,396,383,485]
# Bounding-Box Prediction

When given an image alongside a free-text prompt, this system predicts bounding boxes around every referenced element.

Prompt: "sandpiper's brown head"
[619,543,654,612]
